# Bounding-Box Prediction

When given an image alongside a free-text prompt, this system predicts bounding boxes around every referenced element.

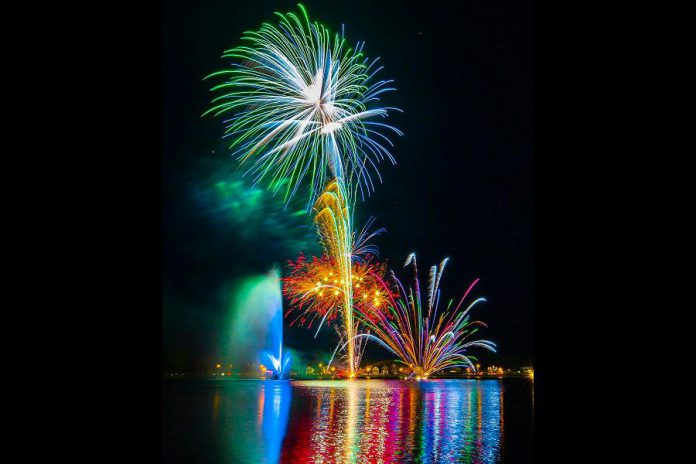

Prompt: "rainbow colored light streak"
[354,253,497,378]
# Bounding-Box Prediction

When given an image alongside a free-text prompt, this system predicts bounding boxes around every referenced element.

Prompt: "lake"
[163,378,533,463]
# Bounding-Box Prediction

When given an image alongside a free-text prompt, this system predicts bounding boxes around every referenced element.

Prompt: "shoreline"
[163,374,531,381]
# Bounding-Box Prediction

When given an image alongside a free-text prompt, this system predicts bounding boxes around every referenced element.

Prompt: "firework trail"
[352,254,497,378]
[313,180,356,373]
[331,323,369,373]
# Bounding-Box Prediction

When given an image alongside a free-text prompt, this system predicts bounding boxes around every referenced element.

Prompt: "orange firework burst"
[350,260,394,322]
[282,253,392,334]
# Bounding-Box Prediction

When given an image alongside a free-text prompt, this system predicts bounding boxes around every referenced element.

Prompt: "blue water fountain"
[259,268,292,380]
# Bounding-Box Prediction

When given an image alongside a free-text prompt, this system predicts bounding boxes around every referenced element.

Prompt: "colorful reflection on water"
[163,379,524,463]
[281,380,502,463]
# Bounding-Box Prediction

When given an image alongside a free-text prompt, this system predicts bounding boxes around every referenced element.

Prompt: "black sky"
[162,0,533,370]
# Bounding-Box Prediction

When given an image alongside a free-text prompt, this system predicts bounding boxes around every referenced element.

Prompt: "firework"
[282,253,389,335]
[352,216,386,263]
[284,182,393,376]
[331,323,369,374]
[203,4,402,207]
[282,243,393,376]
[314,179,355,373]
[352,254,497,378]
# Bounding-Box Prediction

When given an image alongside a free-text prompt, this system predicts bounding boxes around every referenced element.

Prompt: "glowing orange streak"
[314,180,355,375]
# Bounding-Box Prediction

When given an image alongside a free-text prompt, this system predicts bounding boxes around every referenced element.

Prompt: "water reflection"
[260,381,292,464]
[164,379,507,463]
[281,380,503,463]
[213,380,292,463]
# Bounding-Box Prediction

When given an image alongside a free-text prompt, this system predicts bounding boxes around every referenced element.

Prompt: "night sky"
[162,0,533,371]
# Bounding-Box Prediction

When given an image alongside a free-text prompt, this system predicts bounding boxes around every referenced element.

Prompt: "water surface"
[163,379,532,463]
